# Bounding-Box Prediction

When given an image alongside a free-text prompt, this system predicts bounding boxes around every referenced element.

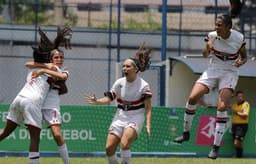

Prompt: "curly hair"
[32,26,72,63]
[130,42,152,72]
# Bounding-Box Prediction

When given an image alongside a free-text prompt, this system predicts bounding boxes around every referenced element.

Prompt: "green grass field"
[0,157,255,164]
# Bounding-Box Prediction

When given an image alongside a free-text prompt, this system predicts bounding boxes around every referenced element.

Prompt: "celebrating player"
[0,26,72,164]
[85,43,152,164]
[173,14,247,159]
[26,49,70,164]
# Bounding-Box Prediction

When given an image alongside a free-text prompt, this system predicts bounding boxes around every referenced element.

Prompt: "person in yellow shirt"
[231,90,250,158]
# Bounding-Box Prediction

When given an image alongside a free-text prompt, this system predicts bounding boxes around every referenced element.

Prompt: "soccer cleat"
[173,131,190,143]
[208,145,219,159]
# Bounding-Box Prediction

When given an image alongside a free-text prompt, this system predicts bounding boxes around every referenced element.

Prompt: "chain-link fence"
[0,0,255,106]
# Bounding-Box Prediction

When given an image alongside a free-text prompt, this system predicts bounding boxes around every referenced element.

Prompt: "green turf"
[0,157,255,164]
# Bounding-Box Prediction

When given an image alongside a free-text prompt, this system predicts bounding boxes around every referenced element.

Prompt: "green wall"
[0,105,255,157]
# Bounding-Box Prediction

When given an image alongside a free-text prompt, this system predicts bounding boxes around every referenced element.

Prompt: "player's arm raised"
[25,61,57,71]
[32,68,68,80]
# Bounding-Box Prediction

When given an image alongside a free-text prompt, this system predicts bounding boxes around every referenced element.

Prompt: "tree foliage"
[0,0,77,26]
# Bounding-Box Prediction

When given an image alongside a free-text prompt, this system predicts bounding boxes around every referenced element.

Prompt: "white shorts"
[108,109,145,138]
[42,108,61,127]
[197,69,238,91]
[7,95,42,129]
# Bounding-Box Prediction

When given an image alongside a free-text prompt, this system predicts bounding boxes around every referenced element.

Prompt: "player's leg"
[208,88,233,159]
[22,100,43,164]
[233,124,248,158]
[27,125,41,164]
[0,98,22,141]
[105,133,120,164]
[51,125,70,164]
[120,127,137,164]
[43,108,70,164]
[208,72,237,159]
[174,82,209,143]
[0,120,18,141]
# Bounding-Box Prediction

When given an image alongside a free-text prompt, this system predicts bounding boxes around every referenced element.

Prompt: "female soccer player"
[26,49,70,164]
[0,26,72,164]
[85,43,152,164]
[173,14,247,159]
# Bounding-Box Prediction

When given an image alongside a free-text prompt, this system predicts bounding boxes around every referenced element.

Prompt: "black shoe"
[208,145,219,159]
[173,131,190,143]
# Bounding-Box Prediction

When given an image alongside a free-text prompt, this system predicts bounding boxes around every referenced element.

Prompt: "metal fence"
[0,0,255,106]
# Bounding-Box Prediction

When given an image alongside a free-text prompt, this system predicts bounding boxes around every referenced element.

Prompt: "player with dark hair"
[231,90,250,158]
[0,26,72,164]
[26,49,70,164]
[85,43,152,164]
[230,0,244,18]
[173,14,247,159]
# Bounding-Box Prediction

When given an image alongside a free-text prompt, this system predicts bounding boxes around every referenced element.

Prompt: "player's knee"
[217,104,228,111]
[52,132,63,142]
[187,96,198,105]
[105,145,115,156]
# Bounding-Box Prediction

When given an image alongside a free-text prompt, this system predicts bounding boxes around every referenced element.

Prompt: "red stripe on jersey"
[144,89,152,95]
[212,48,238,57]
[216,117,228,122]
[185,108,196,114]
[116,98,144,105]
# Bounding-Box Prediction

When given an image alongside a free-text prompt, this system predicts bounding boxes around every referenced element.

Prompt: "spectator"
[231,90,250,158]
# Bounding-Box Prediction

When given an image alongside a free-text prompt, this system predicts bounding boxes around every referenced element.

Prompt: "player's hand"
[233,58,246,67]
[84,94,97,105]
[145,125,151,142]
[32,69,44,78]
[44,63,57,71]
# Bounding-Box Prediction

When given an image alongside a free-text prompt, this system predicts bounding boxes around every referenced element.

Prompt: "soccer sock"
[58,143,70,164]
[108,154,118,164]
[29,152,39,164]
[236,147,243,158]
[213,111,228,146]
[121,149,131,164]
[183,102,196,132]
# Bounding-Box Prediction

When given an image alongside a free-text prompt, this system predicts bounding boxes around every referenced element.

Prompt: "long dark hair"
[130,42,152,72]
[32,26,72,63]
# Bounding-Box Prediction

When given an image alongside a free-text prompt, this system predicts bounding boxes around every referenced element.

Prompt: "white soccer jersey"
[206,29,246,71]
[197,29,245,90]
[107,76,152,138]
[42,66,69,110]
[7,69,50,128]
[111,76,152,112]
[18,69,50,107]
[41,66,69,127]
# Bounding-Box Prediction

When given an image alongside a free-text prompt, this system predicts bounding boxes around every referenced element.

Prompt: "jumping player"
[85,43,152,164]
[173,14,247,159]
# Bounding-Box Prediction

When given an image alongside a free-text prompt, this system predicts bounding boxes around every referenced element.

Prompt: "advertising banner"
[0,105,255,156]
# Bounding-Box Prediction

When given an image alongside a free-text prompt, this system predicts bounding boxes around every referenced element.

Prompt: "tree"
[0,0,77,26]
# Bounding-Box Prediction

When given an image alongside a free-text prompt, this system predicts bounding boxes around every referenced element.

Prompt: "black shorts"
[232,124,248,139]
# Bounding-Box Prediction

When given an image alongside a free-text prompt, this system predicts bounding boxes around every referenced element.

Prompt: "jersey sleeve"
[242,102,250,116]
[205,31,217,42]
[103,79,120,101]
[141,84,152,100]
